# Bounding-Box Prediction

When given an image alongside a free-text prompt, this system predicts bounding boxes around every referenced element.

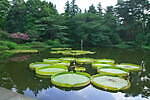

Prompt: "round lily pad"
[76,58,94,64]
[29,62,51,70]
[92,63,113,68]
[97,68,129,76]
[115,63,142,71]
[51,48,72,50]
[51,72,90,88]
[43,58,61,63]
[75,67,86,72]
[36,65,68,76]
[95,59,115,64]
[91,75,130,91]
[59,57,75,61]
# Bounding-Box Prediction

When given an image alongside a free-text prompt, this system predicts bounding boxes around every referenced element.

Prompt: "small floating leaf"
[6,49,38,53]
[75,67,86,72]
[116,63,142,71]
[91,75,130,91]
[29,62,51,70]
[43,58,61,63]
[51,72,90,88]
[95,59,115,64]
[97,68,129,76]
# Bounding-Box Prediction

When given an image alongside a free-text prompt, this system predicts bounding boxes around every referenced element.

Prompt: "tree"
[97,3,103,15]
[5,0,27,33]
[0,0,10,29]
[88,4,97,14]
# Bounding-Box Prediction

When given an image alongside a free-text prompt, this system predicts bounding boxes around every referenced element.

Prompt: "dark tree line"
[0,0,150,48]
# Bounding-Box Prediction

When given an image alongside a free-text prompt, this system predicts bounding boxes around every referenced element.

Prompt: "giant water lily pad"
[50,50,95,56]
[51,48,72,50]
[92,63,114,68]
[95,59,115,64]
[76,58,94,64]
[36,65,68,76]
[51,72,90,88]
[91,75,130,91]
[97,68,129,76]
[43,58,61,63]
[115,63,142,71]
[59,57,75,61]
[29,62,51,70]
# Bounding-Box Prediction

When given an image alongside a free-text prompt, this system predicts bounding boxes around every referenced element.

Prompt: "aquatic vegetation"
[91,74,130,91]
[6,49,38,53]
[59,57,75,61]
[29,62,51,70]
[36,66,68,76]
[75,67,86,72]
[76,58,95,64]
[92,63,114,68]
[43,58,61,63]
[50,50,95,55]
[115,63,142,71]
[51,72,90,88]
[95,59,115,64]
[97,67,129,76]
[51,48,72,50]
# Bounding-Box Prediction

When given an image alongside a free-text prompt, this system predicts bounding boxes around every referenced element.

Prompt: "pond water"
[0,48,150,100]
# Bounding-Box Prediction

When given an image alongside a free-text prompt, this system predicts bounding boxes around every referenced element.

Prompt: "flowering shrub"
[10,33,30,40]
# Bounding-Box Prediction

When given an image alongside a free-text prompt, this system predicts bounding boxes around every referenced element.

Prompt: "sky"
[45,0,118,13]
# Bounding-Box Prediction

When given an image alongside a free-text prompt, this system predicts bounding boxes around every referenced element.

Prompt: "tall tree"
[5,0,26,33]
[0,0,10,29]
[88,4,97,14]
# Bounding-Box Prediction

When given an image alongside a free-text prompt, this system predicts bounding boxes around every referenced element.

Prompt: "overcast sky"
[45,0,118,13]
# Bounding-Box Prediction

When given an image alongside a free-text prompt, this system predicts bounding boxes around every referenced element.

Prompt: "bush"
[46,39,69,48]
[0,41,18,49]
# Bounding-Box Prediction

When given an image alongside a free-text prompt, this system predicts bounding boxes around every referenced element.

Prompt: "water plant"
[115,63,142,71]
[43,58,61,63]
[97,67,129,76]
[6,49,38,53]
[92,63,114,68]
[91,74,130,91]
[36,65,68,76]
[76,58,95,64]
[95,59,115,64]
[51,72,90,88]
[29,62,51,70]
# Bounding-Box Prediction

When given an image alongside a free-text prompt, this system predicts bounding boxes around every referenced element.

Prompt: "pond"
[0,48,150,100]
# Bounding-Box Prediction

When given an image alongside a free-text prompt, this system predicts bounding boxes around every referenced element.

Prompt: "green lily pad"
[51,48,72,50]
[51,72,90,88]
[75,67,86,72]
[92,63,114,68]
[115,63,142,71]
[59,57,75,61]
[91,74,130,91]
[6,49,38,53]
[43,58,61,63]
[29,62,51,70]
[36,65,68,76]
[76,58,94,64]
[97,68,129,76]
[95,59,115,64]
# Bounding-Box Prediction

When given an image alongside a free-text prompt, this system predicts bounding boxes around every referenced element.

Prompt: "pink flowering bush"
[10,33,30,40]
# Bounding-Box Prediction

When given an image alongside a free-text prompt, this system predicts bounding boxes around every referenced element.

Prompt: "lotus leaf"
[91,74,130,91]
[59,57,75,61]
[6,50,38,53]
[115,63,142,71]
[51,48,72,50]
[51,72,90,88]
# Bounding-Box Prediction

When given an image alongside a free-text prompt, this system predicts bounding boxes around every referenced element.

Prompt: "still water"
[0,48,149,100]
